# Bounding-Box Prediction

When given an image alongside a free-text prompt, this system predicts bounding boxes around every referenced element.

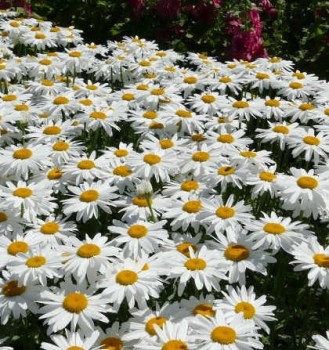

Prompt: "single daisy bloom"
[61,233,120,284]
[38,279,111,335]
[290,237,329,289]
[191,310,263,350]
[188,90,223,115]
[180,294,217,321]
[97,321,135,350]
[62,181,118,222]
[41,329,100,350]
[216,285,276,334]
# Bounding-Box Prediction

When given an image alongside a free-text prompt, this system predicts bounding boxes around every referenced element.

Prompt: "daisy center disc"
[218,166,235,176]
[133,196,151,207]
[184,76,197,84]
[184,258,207,270]
[144,154,161,165]
[43,126,61,135]
[235,301,256,319]
[217,134,234,143]
[2,280,26,297]
[259,171,276,182]
[114,149,128,157]
[272,125,289,134]
[216,206,235,219]
[67,347,84,350]
[265,99,280,107]
[289,82,303,89]
[80,98,93,106]
[151,88,165,95]
[160,139,174,149]
[313,254,329,268]
[79,189,99,202]
[7,241,29,255]
[77,160,95,169]
[15,104,29,111]
[176,109,192,118]
[299,103,314,111]
[183,200,202,213]
[113,165,132,177]
[13,188,33,198]
[256,72,270,79]
[219,76,232,83]
[69,51,82,57]
[193,303,215,317]
[100,337,123,350]
[63,292,88,313]
[192,151,210,162]
[297,176,318,189]
[48,168,63,180]
[177,242,197,257]
[40,222,59,235]
[2,94,17,101]
[211,326,237,344]
[128,225,148,238]
[233,101,249,108]
[181,180,199,192]
[77,243,101,258]
[26,256,46,268]
[191,133,205,142]
[116,270,138,285]
[90,111,107,120]
[162,340,188,350]
[225,244,250,261]
[263,223,286,235]
[240,151,256,158]
[13,148,32,159]
[53,141,70,151]
[0,212,8,222]
[122,93,135,101]
[145,316,168,336]
[143,111,157,119]
[53,96,69,105]
[303,136,320,146]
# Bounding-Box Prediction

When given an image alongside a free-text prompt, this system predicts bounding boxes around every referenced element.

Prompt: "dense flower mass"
[0,9,329,350]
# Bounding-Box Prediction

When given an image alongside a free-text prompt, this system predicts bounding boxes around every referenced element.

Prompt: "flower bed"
[0,9,329,350]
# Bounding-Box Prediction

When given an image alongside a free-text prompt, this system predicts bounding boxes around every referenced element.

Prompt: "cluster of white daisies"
[1,8,329,350]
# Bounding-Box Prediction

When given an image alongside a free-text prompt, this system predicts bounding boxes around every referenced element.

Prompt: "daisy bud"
[136,180,153,198]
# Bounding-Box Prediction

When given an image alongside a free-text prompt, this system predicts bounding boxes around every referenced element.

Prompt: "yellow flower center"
[144,73,157,79]
[297,176,318,189]
[181,180,199,192]
[2,280,26,297]
[128,225,148,238]
[7,241,29,255]
[90,111,107,120]
[269,57,281,63]
[43,126,61,135]
[175,109,192,118]
[219,76,232,83]
[113,165,132,177]
[165,66,176,72]
[256,72,270,80]
[63,292,88,313]
[26,256,46,268]
[122,93,135,101]
[265,99,280,107]
[77,160,95,170]
[193,303,215,317]
[10,21,20,27]
[53,141,69,151]
[116,270,138,285]
[272,125,289,134]
[159,139,174,149]
[184,258,207,270]
[183,200,202,213]
[41,79,54,86]
[303,136,320,146]
[14,104,29,111]
[53,96,69,105]
[143,111,157,119]
[100,337,123,350]
[217,134,234,143]
[292,72,305,79]
[39,58,52,66]
[137,84,149,90]
[149,122,164,129]
[324,108,329,116]
[313,254,329,268]
[86,84,97,90]
[79,190,99,202]
[259,171,276,182]
[0,212,8,222]
[218,166,235,176]
[48,168,63,180]
[235,301,256,319]
[77,243,101,258]
[13,148,32,159]
[162,340,188,350]
[13,188,33,198]
[139,60,150,66]
[211,326,237,344]
[132,196,150,207]
[289,82,303,89]
[201,95,216,103]
[143,154,161,165]
[145,317,168,336]
[40,222,59,235]
[2,94,17,101]
[114,149,128,157]
[67,347,84,350]
[240,151,256,158]
[263,223,286,235]
[232,101,249,108]
[80,98,93,106]
[69,51,82,57]
[191,133,205,142]
[225,244,250,261]
[176,242,197,257]
[192,151,210,162]
[299,103,314,111]
[151,88,165,95]
[216,206,235,219]
[184,77,197,84]
[35,32,46,39]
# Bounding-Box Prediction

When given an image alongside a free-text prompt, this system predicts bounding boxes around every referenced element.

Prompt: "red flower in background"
[155,0,181,20]
[0,0,32,15]
[127,0,145,19]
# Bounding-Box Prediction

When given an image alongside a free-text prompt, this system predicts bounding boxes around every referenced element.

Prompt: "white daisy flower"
[97,321,135,350]
[188,90,223,115]
[180,294,217,321]
[308,331,329,350]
